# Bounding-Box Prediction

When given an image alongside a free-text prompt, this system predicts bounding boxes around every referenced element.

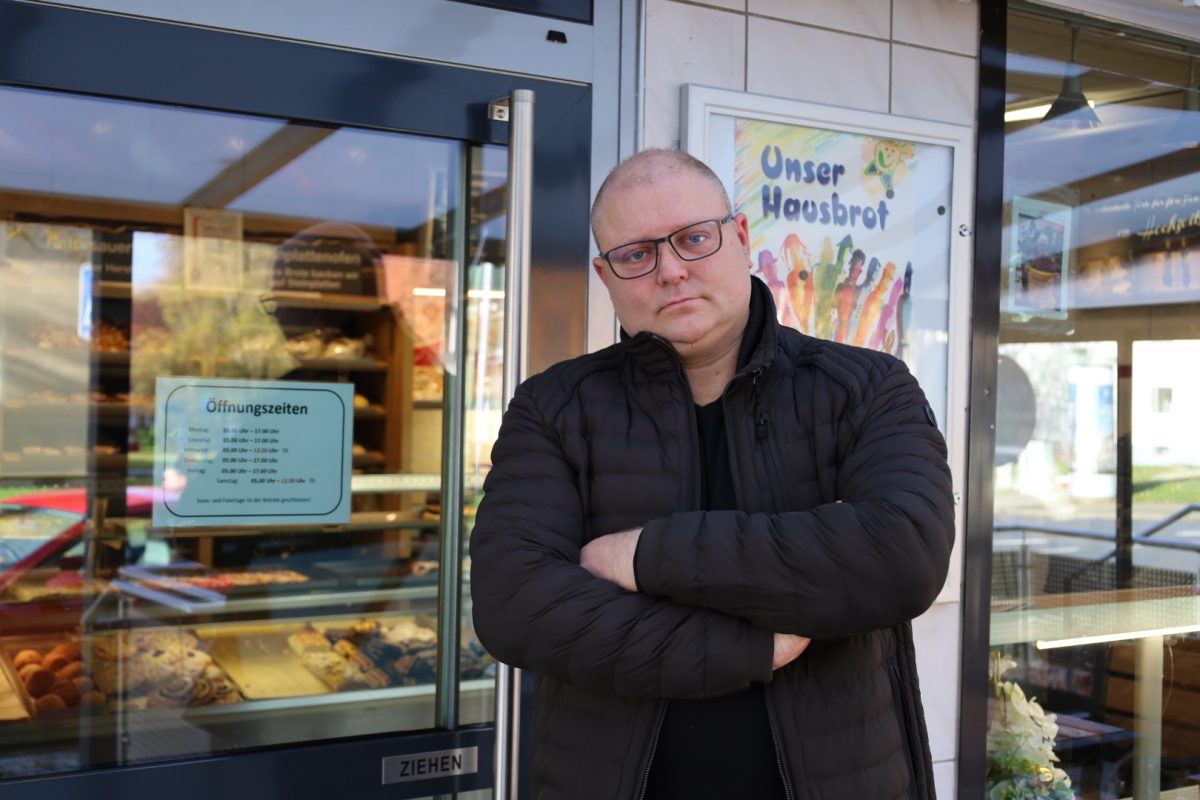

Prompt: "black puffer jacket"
[471,278,954,800]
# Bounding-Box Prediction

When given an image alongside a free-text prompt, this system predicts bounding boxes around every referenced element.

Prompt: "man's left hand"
[579,528,642,592]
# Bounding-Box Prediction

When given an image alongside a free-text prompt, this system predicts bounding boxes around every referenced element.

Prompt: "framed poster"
[1008,196,1072,319]
[683,86,973,603]
[184,207,244,291]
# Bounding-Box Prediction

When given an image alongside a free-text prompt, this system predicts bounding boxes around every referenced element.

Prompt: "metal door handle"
[495,87,534,800]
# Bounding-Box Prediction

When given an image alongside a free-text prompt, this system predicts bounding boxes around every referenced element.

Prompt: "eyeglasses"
[599,213,734,280]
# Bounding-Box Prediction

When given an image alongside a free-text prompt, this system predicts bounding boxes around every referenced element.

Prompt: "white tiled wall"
[746,17,890,112]
[891,44,978,126]
[643,1,745,157]
[641,2,979,794]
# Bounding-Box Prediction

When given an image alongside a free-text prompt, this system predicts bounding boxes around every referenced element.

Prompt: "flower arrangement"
[986,652,1076,800]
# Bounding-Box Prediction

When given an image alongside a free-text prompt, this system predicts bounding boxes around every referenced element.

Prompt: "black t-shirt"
[642,397,786,799]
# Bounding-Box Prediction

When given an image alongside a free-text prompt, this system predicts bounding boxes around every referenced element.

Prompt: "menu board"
[153,377,353,527]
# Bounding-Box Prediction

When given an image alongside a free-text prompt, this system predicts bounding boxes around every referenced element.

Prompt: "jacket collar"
[620,276,779,383]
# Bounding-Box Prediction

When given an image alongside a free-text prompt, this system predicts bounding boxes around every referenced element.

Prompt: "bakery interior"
[0,85,509,777]
[989,8,1200,797]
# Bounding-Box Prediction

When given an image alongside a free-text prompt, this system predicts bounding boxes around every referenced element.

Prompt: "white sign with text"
[153,377,353,527]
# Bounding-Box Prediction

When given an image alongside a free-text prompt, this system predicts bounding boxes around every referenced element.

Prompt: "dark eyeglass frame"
[598,213,735,280]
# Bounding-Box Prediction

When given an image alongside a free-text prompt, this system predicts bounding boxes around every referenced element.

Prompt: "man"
[470,149,954,799]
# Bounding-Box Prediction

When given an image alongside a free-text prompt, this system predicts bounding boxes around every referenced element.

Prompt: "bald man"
[471,149,954,799]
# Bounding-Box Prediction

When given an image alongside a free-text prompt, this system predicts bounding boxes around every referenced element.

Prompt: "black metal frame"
[957,0,1007,797]
[0,1,591,796]
[450,0,593,25]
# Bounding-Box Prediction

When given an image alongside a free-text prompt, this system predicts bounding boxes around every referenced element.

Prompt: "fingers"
[772,633,811,670]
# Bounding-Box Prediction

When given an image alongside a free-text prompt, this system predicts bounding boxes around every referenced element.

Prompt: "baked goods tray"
[310,559,438,589]
[118,564,337,599]
[193,615,439,701]
[0,631,245,724]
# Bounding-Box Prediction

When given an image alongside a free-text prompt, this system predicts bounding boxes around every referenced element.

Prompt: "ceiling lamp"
[1164,55,1199,148]
[1042,24,1101,129]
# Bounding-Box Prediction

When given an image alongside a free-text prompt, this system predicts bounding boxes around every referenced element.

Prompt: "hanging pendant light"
[1042,24,1101,129]
[1163,56,1199,148]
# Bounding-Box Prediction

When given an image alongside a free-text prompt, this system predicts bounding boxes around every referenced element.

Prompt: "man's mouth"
[661,297,698,311]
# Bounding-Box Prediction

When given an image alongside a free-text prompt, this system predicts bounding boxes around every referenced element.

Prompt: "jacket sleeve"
[469,378,775,699]
[634,357,954,639]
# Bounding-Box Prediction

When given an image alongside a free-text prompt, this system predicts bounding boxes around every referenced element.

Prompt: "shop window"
[0,84,507,778]
[988,10,1200,800]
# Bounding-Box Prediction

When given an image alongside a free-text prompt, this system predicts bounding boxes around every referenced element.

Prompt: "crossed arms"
[469,359,954,700]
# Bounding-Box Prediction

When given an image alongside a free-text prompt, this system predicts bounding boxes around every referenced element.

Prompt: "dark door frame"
[0,2,590,797]
[957,0,1006,797]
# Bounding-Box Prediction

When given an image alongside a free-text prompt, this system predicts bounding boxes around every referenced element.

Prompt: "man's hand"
[772,633,811,670]
[579,528,642,592]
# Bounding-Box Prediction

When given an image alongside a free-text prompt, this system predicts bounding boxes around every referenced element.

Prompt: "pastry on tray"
[287,626,392,692]
[287,630,331,656]
[318,618,439,687]
[86,629,240,708]
[140,569,309,593]
[9,637,105,717]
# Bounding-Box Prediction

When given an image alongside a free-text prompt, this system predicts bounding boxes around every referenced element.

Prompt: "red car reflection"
[0,487,155,593]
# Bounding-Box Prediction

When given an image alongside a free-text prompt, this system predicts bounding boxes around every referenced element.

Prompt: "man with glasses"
[471,149,953,799]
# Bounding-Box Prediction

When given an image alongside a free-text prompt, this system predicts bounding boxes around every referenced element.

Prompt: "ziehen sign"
[381,747,479,784]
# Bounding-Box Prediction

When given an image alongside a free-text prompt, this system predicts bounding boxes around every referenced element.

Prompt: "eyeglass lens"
[607,219,724,278]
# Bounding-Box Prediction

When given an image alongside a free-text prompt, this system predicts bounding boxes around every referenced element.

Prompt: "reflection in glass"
[459,145,507,726]
[989,10,1200,798]
[0,82,493,781]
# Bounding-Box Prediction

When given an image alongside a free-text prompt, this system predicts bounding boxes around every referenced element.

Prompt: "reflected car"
[0,487,155,595]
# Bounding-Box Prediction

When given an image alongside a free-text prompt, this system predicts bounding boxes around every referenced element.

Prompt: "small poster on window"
[184,207,244,291]
[153,377,352,527]
[1008,196,1072,319]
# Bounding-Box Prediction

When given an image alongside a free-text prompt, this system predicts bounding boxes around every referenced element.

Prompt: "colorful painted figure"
[862,139,916,199]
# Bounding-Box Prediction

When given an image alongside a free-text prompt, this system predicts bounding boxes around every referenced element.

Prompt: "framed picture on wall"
[682,85,974,604]
[681,85,972,439]
[1008,196,1072,319]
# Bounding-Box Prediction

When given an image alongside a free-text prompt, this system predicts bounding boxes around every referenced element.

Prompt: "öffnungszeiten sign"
[153,377,353,527]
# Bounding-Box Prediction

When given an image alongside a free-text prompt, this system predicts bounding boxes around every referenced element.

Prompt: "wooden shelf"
[95,280,132,300]
[98,282,384,312]
[94,350,132,365]
[3,349,128,366]
[293,358,386,372]
[264,291,384,312]
[2,402,152,418]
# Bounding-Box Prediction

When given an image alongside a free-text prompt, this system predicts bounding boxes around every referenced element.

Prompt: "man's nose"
[656,243,689,284]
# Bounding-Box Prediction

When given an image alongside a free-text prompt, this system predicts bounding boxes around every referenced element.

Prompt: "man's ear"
[732,212,752,258]
[592,257,609,283]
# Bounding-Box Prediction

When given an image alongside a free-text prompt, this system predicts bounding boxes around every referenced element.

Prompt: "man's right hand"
[772,633,811,670]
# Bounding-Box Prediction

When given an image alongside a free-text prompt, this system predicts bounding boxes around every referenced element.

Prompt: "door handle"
[495,87,534,800]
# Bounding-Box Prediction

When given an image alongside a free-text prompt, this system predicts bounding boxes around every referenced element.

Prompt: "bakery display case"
[0,4,591,796]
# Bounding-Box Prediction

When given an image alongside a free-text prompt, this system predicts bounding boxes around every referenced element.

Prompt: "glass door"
[0,4,590,797]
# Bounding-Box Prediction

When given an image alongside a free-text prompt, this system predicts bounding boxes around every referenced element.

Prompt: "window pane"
[0,83,481,779]
[989,12,1200,800]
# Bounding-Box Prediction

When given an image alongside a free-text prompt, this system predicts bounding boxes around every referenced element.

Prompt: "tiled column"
[642,2,980,795]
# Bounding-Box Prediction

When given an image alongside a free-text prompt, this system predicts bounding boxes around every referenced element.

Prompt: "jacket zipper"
[889,657,925,799]
[764,685,797,800]
[748,367,790,515]
[635,701,669,800]
[633,338,696,800]
[744,367,797,800]
[646,338,792,800]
